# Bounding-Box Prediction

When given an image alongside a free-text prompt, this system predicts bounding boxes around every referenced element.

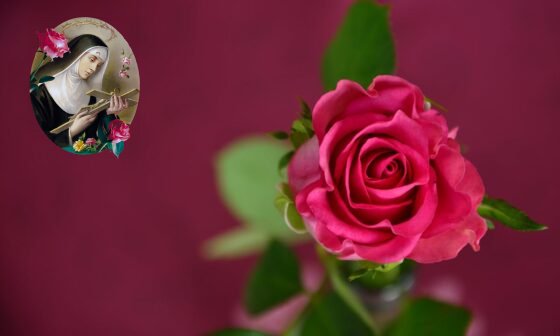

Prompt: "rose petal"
[390,181,438,237]
[288,136,321,195]
[457,159,485,206]
[366,75,426,118]
[320,111,429,192]
[312,80,376,141]
[422,145,472,237]
[353,232,421,264]
[408,211,487,263]
[306,188,386,244]
[417,109,449,157]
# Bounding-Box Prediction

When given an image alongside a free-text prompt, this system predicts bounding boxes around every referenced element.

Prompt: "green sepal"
[289,117,313,150]
[274,183,306,234]
[347,260,402,282]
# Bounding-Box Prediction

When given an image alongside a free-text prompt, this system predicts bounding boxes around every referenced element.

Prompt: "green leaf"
[385,298,471,336]
[202,228,270,259]
[207,137,310,260]
[111,141,125,158]
[299,98,312,120]
[269,131,289,140]
[97,115,113,144]
[244,240,303,315]
[321,0,395,91]
[292,119,312,136]
[215,136,295,236]
[278,150,294,173]
[38,75,55,83]
[289,119,313,149]
[289,130,309,149]
[300,118,313,136]
[209,329,270,336]
[478,196,547,231]
[484,218,495,230]
[301,292,375,336]
[30,83,39,92]
[317,246,377,334]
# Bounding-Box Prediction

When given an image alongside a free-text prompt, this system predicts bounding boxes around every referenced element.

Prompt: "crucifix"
[49,88,139,134]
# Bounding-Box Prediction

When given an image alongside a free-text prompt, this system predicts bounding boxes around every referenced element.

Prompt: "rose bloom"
[121,56,131,65]
[37,28,69,59]
[288,76,486,264]
[119,70,129,78]
[72,139,86,152]
[107,119,131,144]
[85,138,97,146]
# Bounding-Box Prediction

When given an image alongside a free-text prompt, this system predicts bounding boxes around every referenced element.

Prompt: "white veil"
[44,46,109,115]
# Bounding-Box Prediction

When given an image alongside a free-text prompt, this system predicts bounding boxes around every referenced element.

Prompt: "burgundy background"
[1,0,558,335]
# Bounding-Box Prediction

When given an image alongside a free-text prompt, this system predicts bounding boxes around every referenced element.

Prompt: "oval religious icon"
[29,18,140,157]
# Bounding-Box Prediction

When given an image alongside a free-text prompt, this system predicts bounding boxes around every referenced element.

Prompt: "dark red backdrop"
[1,0,558,335]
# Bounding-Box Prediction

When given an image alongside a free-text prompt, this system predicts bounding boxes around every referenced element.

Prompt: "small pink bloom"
[121,56,131,65]
[37,28,69,59]
[288,75,486,264]
[85,138,97,146]
[119,70,129,78]
[107,119,131,144]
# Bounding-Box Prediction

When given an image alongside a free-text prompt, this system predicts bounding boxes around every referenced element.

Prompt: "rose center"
[365,152,403,180]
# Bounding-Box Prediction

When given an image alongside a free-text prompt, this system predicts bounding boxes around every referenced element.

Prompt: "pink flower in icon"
[119,50,132,79]
[119,70,129,79]
[107,119,131,144]
[85,138,97,146]
[37,28,69,59]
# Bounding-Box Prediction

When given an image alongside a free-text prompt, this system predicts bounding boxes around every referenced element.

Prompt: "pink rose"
[119,70,129,78]
[121,56,131,65]
[288,76,486,264]
[85,138,97,146]
[107,119,131,144]
[37,28,69,59]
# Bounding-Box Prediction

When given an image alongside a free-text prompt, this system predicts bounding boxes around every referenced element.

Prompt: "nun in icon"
[30,34,128,148]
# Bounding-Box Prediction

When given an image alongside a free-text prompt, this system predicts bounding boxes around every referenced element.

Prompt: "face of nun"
[77,52,104,80]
